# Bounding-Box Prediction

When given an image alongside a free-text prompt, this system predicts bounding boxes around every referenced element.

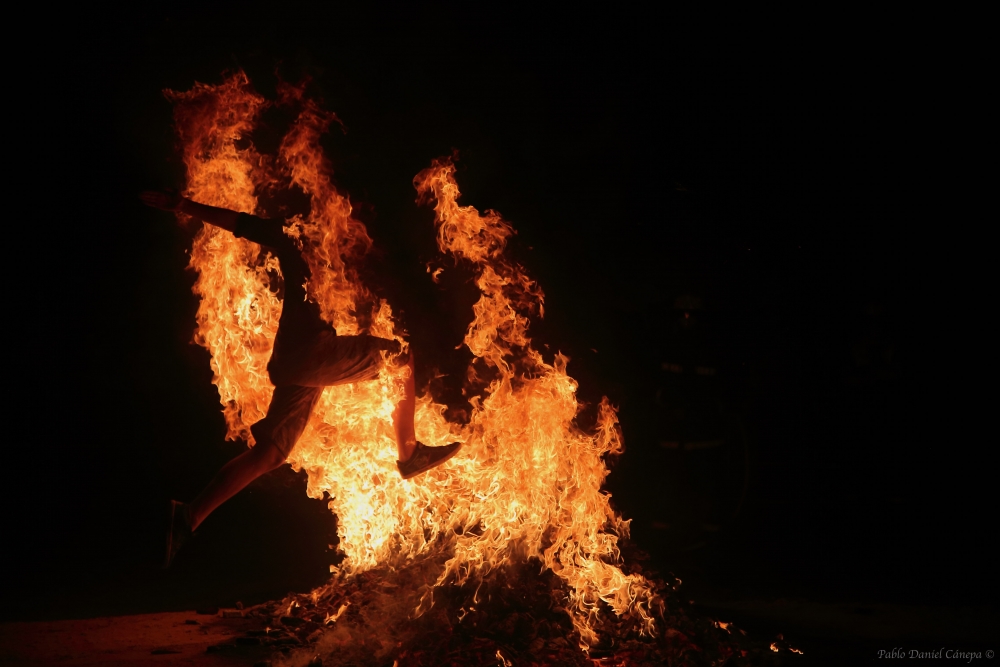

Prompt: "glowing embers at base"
[168,71,658,648]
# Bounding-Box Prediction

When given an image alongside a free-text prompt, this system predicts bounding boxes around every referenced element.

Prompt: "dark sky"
[9,8,988,621]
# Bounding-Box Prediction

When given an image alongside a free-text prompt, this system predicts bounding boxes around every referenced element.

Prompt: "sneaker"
[164,500,193,569]
[397,442,463,480]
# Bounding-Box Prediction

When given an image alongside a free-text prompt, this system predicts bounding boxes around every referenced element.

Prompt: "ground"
[3,598,995,666]
[0,611,269,667]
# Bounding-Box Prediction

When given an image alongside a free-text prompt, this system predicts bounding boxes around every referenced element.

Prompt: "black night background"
[5,7,993,665]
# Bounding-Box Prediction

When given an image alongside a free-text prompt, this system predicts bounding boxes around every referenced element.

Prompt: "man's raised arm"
[140,191,240,233]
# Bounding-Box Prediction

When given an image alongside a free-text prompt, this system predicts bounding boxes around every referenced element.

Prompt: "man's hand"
[140,190,184,211]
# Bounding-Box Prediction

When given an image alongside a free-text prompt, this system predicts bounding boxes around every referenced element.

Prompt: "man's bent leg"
[270,335,460,478]
[391,350,463,479]
[392,350,418,463]
[275,333,418,462]
[188,442,286,531]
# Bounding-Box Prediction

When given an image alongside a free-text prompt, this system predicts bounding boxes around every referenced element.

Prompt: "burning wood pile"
[228,546,772,666]
[166,73,786,666]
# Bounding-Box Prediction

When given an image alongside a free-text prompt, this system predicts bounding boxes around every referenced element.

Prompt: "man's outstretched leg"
[190,442,287,530]
[164,384,321,568]
[165,441,287,568]
[392,350,462,479]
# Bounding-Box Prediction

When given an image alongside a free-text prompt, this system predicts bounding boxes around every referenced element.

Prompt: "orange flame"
[167,72,660,646]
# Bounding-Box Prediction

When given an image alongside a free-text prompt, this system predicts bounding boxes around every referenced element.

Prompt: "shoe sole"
[400,443,463,480]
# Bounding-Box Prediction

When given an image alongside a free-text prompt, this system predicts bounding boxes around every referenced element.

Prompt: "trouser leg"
[269,332,404,388]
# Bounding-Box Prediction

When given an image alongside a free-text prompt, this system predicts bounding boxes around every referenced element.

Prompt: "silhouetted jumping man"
[141,191,462,567]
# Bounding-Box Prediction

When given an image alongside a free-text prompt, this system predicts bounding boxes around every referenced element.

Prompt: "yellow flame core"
[168,73,659,645]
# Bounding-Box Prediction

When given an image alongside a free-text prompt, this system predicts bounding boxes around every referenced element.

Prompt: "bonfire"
[165,72,782,666]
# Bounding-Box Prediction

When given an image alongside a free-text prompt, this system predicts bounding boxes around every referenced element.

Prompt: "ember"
[165,72,780,666]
